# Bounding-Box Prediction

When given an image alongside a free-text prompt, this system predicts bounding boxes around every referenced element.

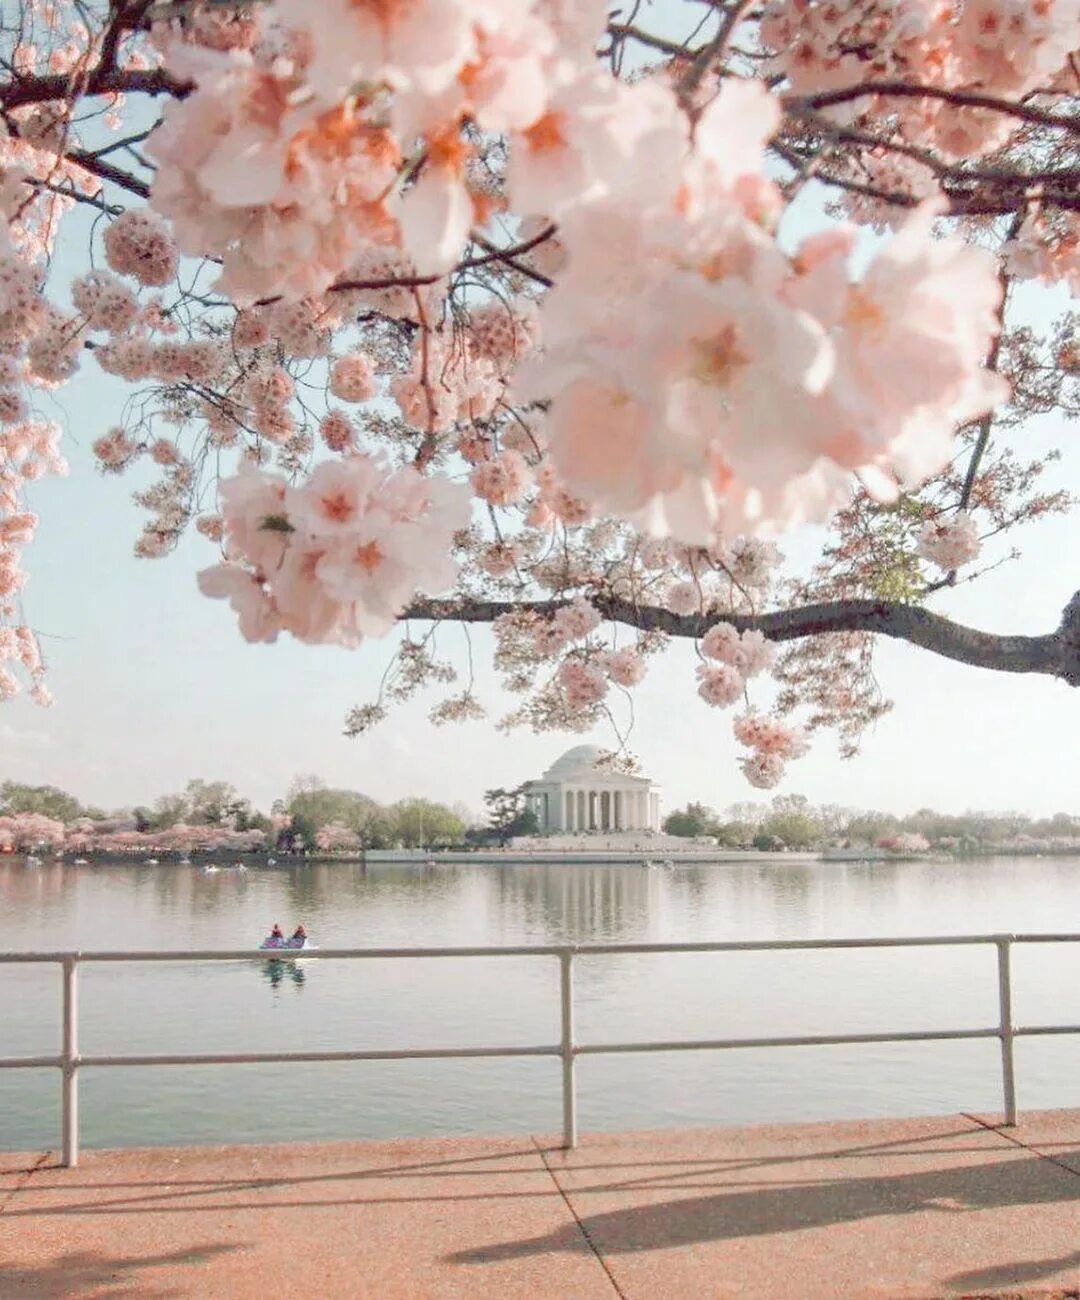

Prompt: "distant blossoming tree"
[1,0,1077,786]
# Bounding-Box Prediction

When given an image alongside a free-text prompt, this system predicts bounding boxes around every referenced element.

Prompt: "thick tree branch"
[0,66,191,111]
[402,591,1080,686]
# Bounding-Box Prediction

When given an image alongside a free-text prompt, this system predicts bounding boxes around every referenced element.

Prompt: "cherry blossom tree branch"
[402,591,1080,686]
[771,133,1080,216]
[786,82,1080,135]
[65,148,150,198]
[0,65,190,111]
[956,213,1023,517]
[606,23,692,60]
[681,0,757,103]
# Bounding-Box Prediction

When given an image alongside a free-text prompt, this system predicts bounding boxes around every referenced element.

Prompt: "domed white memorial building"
[521,745,660,833]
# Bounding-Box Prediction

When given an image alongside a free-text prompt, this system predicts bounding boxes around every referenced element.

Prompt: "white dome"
[543,744,607,779]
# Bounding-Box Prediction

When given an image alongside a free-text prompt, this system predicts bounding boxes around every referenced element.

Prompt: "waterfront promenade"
[3,1110,1080,1298]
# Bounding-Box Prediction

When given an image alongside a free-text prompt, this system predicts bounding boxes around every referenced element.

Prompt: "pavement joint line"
[530,1135,628,1300]
[963,1112,1080,1181]
[0,1150,51,1216]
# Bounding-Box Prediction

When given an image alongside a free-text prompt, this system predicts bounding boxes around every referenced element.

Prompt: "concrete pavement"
[2,1110,1080,1298]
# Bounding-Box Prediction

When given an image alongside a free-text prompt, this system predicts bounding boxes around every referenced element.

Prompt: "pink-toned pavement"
[2,1110,1080,1299]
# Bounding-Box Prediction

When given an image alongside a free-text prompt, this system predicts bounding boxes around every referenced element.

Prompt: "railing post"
[559,950,577,1150]
[996,938,1017,1127]
[61,955,80,1167]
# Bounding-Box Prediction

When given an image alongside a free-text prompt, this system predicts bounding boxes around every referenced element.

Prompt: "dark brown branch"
[956,212,1023,515]
[66,148,150,198]
[402,591,1080,686]
[0,66,191,111]
[606,23,692,60]
[772,132,1080,216]
[786,82,1080,135]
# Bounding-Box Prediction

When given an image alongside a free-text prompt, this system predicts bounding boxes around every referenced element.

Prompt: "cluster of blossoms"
[144,0,613,300]
[0,164,63,699]
[760,0,1077,160]
[527,91,1007,542]
[917,512,981,571]
[696,623,776,708]
[0,812,65,850]
[734,713,810,790]
[695,620,796,772]
[4,0,1072,788]
[139,1,1009,544]
[1004,211,1080,298]
[470,449,532,507]
[316,821,361,852]
[197,455,470,644]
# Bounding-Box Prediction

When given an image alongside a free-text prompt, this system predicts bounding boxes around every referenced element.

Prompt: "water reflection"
[261,958,306,991]
[495,863,662,941]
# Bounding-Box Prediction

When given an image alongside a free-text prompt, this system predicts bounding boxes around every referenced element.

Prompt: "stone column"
[577,789,586,831]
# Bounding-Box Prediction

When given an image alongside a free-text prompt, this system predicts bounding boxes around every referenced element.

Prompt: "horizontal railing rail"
[2,933,1079,1167]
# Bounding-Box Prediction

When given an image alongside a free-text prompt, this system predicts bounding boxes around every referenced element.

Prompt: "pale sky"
[2,170,1078,823]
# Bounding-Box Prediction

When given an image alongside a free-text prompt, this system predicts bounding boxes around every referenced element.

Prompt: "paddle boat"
[259,936,316,951]
[259,932,316,957]
[24,854,42,868]
[73,857,89,865]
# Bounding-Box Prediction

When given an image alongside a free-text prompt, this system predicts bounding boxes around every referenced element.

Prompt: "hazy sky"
[2,206,1077,821]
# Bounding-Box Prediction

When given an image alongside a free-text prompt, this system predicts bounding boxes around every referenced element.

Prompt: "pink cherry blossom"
[557,657,607,708]
[329,352,377,404]
[697,661,745,708]
[918,513,981,570]
[470,449,531,506]
[602,646,645,688]
[553,597,600,641]
[104,209,178,287]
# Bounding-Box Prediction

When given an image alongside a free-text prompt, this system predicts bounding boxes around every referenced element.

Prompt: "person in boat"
[264,923,285,948]
[289,925,307,948]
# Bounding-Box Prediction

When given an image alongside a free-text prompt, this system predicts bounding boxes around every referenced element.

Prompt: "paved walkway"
[2,1110,1080,1298]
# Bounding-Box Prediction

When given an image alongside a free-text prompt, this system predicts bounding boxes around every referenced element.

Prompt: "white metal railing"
[2,933,1079,1168]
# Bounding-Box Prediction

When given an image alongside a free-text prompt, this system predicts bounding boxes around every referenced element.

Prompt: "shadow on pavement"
[448,1154,1080,1264]
[945,1249,1080,1293]
[0,1243,241,1299]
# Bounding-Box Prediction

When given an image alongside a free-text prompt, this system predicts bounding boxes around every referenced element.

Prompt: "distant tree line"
[661,796,1080,853]
[0,775,480,854]
[6,775,1078,858]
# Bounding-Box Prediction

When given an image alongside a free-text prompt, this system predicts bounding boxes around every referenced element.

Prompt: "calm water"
[2,855,1079,1153]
